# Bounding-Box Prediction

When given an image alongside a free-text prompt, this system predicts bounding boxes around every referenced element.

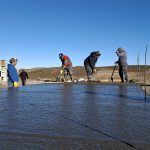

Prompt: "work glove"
[116,50,119,53]
[13,82,19,87]
[60,69,63,74]
[93,69,96,73]
[115,61,118,64]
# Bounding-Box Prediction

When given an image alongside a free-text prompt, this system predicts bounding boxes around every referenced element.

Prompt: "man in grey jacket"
[115,47,128,82]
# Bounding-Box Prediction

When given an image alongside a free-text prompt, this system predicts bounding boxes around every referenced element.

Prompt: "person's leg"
[64,68,68,82]
[68,67,73,81]
[122,66,128,82]
[119,66,124,82]
[22,79,26,86]
[21,79,24,86]
[24,79,27,85]
[8,81,13,87]
[84,65,93,81]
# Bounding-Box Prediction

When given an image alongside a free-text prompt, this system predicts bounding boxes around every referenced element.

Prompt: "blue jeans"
[8,80,14,87]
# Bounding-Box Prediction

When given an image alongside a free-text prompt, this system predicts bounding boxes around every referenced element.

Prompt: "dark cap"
[90,51,101,56]
[59,53,63,57]
[59,53,63,59]
[9,58,18,63]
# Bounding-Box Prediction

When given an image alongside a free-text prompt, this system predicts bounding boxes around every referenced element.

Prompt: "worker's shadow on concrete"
[118,85,128,99]
[7,87,19,100]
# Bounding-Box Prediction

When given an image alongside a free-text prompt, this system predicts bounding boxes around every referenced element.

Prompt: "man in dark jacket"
[7,58,19,87]
[84,51,101,81]
[59,53,73,82]
[19,69,29,86]
[115,47,128,82]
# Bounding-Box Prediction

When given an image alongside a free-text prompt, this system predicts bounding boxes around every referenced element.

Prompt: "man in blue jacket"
[84,51,101,81]
[115,47,128,83]
[7,58,19,87]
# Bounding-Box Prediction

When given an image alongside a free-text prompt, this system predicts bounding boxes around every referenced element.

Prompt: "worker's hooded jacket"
[117,51,128,66]
[61,55,72,68]
[7,64,19,83]
[84,54,98,70]
[19,71,29,80]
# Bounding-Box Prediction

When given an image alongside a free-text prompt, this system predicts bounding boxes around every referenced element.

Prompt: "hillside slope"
[19,65,150,82]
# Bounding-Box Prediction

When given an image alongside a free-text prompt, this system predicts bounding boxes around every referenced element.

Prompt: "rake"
[110,65,117,82]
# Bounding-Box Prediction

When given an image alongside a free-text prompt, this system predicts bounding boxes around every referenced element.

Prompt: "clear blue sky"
[0,0,150,68]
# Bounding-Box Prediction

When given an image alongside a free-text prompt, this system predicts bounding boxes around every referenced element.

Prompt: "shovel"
[110,65,117,82]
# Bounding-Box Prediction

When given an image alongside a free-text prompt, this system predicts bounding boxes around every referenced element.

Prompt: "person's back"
[19,70,29,86]
[61,55,72,67]
[84,53,98,69]
[19,70,28,80]
[117,50,128,66]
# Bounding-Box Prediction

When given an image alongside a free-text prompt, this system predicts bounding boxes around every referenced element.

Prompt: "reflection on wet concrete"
[0,83,150,150]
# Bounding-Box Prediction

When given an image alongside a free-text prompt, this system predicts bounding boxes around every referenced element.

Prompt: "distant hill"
[19,65,150,81]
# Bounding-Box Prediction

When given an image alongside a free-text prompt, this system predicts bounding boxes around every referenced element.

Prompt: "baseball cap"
[9,58,18,63]
[59,53,63,59]
[59,53,63,57]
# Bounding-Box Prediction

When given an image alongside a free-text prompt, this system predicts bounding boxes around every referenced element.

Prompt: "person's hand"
[115,61,118,64]
[116,50,119,54]
[13,82,19,87]
[93,69,96,73]
[60,69,63,74]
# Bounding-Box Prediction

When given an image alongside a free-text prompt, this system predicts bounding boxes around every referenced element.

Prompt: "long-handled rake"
[110,65,117,82]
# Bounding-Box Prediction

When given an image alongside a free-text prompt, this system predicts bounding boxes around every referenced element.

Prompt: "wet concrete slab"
[0,83,150,150]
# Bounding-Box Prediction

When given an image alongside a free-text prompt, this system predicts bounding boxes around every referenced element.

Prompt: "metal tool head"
[111,77,113,82]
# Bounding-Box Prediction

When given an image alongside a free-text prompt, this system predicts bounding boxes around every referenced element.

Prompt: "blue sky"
[0,0,150,68]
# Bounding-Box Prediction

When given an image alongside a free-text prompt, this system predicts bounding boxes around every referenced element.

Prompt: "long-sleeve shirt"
[117,51,128,66]
[61,55,72,68]
[7,64,19,83]
[19,71,29,80]
[84,55,98,70]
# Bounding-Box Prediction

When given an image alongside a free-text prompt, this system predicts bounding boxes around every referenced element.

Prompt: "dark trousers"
[119,66,128,82]
[64,67,73,81]
[84,65,94,80]
[21,79,26,86]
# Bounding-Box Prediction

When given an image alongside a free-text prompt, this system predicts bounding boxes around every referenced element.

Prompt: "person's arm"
[19,72,22,78]
[8,65,19,82]
[8,65,19,87]
[89,56,97,71]
[59,59,64,74]
[26,72,29,79]
[60,58,64,68]
[115,60,119,64]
